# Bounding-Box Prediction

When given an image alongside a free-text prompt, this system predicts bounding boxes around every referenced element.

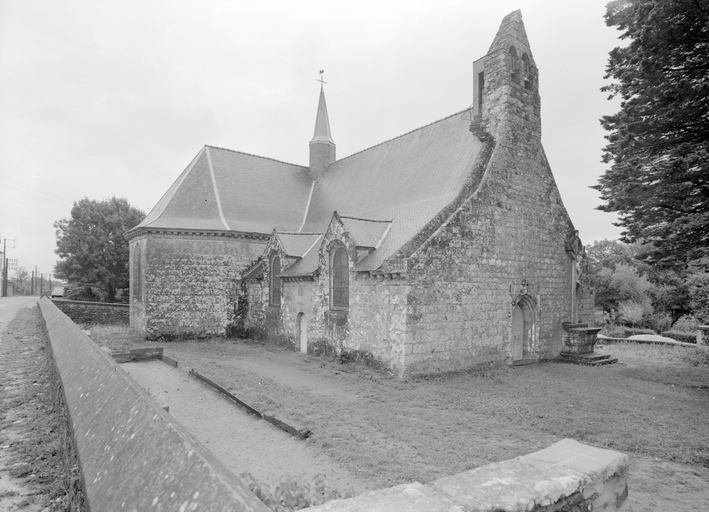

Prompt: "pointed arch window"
[132,242,142,303]
[331,246,349,309]
[270,255,282,306]
[509,45,520,84]
[521,53,532,90]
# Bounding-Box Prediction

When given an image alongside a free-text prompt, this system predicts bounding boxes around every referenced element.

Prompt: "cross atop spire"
[309,71,336,181]
[311,74,334,145]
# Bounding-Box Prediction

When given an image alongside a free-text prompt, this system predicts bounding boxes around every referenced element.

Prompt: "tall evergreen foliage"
[54,197,144,302]
[594,0,709,270]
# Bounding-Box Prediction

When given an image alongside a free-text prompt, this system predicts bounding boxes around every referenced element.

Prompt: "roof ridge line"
[205,147,231,231]
[336,108,473,162]
[278,231,324,236]
[300,234,324,260]
[205,144,308,169]
[339,214,393,223]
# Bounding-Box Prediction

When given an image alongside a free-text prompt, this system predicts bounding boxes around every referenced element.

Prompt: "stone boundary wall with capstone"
[38,297,269,512]
[38,297,631,511]
[51,298,129,325]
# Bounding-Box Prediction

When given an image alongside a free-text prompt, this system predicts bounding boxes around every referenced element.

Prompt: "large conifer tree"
[594,0,709,270]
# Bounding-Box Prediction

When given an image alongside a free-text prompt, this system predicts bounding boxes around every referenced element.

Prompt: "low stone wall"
[309,438,630,511]
[38,297,631,512]
[37,297,269,512]
[51,298,129,325]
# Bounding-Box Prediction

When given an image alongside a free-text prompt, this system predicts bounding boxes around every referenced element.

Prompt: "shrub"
[622,327,656,338]
[645,312,672,334]
[240,473,354,511]
[661,331,697,344]
[600,325,626,338]
[618,300,645,328]
[672,315,699,332]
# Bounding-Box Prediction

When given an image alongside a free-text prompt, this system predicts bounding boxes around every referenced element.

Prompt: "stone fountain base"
[560,322,617,366]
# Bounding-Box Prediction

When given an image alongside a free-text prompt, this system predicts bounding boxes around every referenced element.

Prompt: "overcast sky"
[0,0,623,279]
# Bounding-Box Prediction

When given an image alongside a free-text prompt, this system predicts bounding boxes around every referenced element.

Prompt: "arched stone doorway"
[511,298,535,361]
[296,312,308,353]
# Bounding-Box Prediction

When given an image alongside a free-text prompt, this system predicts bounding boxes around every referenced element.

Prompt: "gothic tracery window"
[331,246,349,309]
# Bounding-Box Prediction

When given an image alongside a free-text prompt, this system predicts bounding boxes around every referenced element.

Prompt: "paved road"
[0,296,39,334]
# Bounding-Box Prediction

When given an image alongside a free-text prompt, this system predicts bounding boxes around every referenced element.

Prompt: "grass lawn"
[90,325,709,493]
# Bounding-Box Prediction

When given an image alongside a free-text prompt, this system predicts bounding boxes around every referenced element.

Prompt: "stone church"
[126,11,594,376]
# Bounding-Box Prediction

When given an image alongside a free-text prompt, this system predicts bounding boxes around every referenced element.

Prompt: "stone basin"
[562,323,602,355]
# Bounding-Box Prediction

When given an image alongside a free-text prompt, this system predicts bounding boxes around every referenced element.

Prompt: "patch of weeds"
[308,337,335,357]
[338,349,386,371]
[239,473,354,511]
[87,323,145,352]
[682,348,709,367]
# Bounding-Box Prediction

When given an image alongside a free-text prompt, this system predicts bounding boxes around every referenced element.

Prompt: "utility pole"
[1,238,17,297]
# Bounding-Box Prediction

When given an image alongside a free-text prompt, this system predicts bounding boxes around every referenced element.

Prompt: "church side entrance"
[296,313,308,354]
[511,299,534,361]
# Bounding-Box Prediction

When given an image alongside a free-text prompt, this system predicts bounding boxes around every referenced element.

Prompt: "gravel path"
[121,359,365,494]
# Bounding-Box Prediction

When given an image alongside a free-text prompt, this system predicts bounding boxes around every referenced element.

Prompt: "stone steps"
[559,352,618,366]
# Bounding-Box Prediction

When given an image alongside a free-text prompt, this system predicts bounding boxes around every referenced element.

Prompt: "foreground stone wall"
[38,297,269,511]
[40,296,630,512]
[51,299,129,325]
[131,233,266,339]
[309,438,630,512]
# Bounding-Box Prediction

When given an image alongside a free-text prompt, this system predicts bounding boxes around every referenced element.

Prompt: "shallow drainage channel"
[120,359,362,493]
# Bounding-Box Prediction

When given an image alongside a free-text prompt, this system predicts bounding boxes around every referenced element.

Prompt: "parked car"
[51,287,65,298]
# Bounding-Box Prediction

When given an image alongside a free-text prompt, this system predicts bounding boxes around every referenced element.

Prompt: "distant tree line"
[585,239,709,333]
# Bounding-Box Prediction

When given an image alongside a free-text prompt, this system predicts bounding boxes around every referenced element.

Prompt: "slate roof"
[279,233,324,258]
[302,111,483,270]
[134,146,312,233]
[133,104,482,273]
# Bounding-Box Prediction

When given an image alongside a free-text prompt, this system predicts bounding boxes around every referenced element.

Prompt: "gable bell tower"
[472,10,540,139]
[309,82,336,181]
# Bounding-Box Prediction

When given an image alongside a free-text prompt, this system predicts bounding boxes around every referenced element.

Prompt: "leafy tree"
[586,240,653,311]
[687,271,709,323]
[12,266,29,295]
[54,197,144,302]
[594,0,709,270]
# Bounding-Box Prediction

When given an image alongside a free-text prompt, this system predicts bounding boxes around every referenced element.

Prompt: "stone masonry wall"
[399,13,575,374]
[402,141,573,373]
[52,299,129,325]
[132,234,266,339]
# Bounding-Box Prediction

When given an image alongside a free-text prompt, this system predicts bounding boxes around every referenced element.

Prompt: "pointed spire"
[309,75,336,181]
[311,84,334,144]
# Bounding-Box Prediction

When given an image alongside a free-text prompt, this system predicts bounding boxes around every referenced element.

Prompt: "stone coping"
[38,297,269,512]
[309,439,630,511]
[50,298,129,308]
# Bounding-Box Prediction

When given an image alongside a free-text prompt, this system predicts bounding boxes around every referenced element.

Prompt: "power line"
[0,176,74,208]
